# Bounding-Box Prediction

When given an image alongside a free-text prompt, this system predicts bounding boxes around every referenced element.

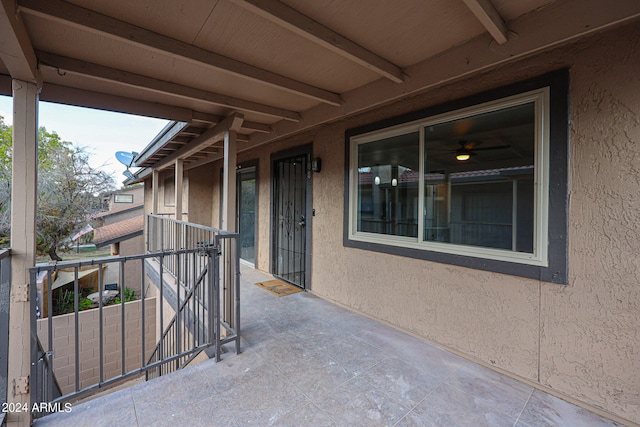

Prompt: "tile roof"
[93,215,144,247]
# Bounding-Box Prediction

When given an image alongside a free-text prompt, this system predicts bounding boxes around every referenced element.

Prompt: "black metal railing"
[0,249,11,427]
[145,249,212,380]
[147,215,241,339]
[29,227,239,418]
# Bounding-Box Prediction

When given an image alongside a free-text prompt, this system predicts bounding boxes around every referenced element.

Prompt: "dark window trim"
[343,70,569,284]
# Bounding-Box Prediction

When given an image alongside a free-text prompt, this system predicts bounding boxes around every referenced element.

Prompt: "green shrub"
[114,287,136,304]
[79,298,93,311]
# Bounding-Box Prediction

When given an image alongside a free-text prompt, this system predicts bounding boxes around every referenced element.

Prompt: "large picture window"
[345,72,568,283]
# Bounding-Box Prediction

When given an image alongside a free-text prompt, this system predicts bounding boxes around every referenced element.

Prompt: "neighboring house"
[93,214,144,256]
[91,198,144,289]
[102,185,144,212]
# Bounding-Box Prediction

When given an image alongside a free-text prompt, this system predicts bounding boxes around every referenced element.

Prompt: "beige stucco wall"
[37,298,156,395]
[147,22,639,424]
[185,163,216,227]
[310,23,639,424]
[539,27,640,420]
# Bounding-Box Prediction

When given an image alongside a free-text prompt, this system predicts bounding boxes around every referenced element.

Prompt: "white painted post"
[221,130,237,331]
[222,130,237,232]
[151,169,159,215]
[174,160,183,221]
[7,79,38,426]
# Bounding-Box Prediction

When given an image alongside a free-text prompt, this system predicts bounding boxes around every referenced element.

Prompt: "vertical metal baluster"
[98,263,104,384]
[141,258,146,370]
[29,269,38,409]
[74,267,80,392]
[158,254,164,375]
[234,235,241,355]
[213,237,221,361]
[176,246,181,371]
[120,259,126,376]
[46,269,53,402]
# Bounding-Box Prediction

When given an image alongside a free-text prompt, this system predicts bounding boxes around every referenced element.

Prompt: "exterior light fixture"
[311,157,322,173]
[374,176,381,185]
[391,178,398,187]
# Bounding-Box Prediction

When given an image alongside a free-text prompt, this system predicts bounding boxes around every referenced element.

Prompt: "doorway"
[271,146,312,289]
[237,166,256,265]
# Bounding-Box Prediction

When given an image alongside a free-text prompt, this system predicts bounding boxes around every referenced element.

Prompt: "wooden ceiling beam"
[36,51,302,122]
[191,111,271,133]
[232,0,640,159]
[0,0,38,82]
[462,0,508,44]
[230,0,405,83]
[39,81,193,121]
[154,113,244,170]
[6,75,261,126]
[18,0,343,106]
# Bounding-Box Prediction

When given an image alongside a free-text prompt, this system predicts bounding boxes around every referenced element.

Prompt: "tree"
[0,117,12,243]
[0,115,115,259]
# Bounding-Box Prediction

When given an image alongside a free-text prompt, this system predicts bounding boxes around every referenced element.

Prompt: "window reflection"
[357,132,419,237]
[424,103,535,252]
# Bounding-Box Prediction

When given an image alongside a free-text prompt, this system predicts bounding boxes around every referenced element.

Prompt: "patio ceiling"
[2,0,640,171]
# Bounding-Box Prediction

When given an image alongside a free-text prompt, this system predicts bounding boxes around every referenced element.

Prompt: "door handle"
[298,215,306,227]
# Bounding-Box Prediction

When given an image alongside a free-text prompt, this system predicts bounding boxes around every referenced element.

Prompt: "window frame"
[343,71,569,284]
[113,193,134,203]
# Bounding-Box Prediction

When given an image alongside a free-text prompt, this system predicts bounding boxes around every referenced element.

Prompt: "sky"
[0,95,170,187]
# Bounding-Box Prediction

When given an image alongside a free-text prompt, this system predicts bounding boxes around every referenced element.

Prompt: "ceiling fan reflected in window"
[454,140,510,161]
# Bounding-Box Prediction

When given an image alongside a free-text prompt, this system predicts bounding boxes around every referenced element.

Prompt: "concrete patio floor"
[34,266,621,427]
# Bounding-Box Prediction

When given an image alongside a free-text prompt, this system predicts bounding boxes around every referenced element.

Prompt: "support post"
[221,131,237,332]
[174,160,183,221]
[7,79,38,426]
[151,169,159,214]
[221,130,237,232]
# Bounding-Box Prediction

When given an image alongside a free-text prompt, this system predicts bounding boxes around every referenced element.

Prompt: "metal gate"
[272,153,309,288]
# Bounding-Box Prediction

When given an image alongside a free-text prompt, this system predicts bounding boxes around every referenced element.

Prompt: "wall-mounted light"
[374,176,381,185]
[391,178,398,187]
[311,157,322,173]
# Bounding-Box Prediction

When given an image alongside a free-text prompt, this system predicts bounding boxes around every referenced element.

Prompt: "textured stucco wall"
[152,22,640,424]
[185,163,216,227]
[538,26,640,421]
[257,23,640,423]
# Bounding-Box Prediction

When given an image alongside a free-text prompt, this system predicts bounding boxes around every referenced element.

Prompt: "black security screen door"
[272,154,308,288]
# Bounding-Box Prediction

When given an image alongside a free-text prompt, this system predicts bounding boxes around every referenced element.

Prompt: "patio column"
[221,130,237,232]
[174,159,183,221]
[151,169,159,214]
[7,79,38,426]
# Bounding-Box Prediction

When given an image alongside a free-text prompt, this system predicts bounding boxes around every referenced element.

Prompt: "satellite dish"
[115,151,138,168]
[123,169,135,180]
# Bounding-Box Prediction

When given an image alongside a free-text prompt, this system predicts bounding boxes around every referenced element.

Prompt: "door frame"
[270,144,313,289]
[219,159,259,266]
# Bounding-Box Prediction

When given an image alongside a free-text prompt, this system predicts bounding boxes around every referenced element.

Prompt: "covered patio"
[33,265,619,426]
[2,1,640,426]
